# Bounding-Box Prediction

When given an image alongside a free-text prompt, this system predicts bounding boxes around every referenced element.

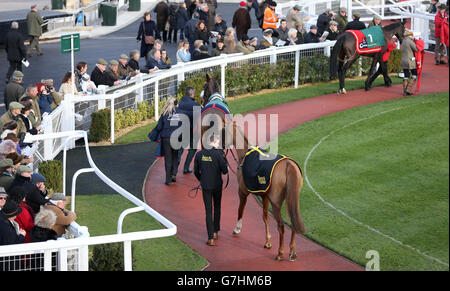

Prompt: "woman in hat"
[0,200,26,246]
[400,30,419,95]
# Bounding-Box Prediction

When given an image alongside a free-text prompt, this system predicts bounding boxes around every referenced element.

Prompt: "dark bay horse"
[226,118,306,262]
[330,21,406,94]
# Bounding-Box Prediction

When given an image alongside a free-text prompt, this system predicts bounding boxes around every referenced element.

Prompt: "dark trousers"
[6,60,22,81]
[168,27,178,42]
[178,148,197,171]
[202,188,222,240]
[162,137,179,183]
[247,1,260,19]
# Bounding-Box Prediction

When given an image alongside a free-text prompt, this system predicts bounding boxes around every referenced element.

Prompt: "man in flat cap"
[335,7,348,34]
[91,58,121,87]
[105,60,121,84]
[344,12,366,31]
[118,54,138,78]
[4,71,25,110]
[0,102,26,137]
[26,4,44,57]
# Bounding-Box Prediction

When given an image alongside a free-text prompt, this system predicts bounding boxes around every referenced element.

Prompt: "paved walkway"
[143,52,449,271]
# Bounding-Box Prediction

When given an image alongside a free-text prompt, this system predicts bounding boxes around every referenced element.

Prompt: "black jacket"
[9,175,49,215]
[5,29,27,62]
[91,66,114,87]
[192,50,211,61]
[304,32,320,43]
[30,226,58,242]
[213,20,228,38]
[184,18,199,42]
[316,13,332,36]
[176,6,190,30]
[194,148,228,190]
[155,109,182,138]
[345,20,366,31]
[195,28,210,44]
[0,215,25,246]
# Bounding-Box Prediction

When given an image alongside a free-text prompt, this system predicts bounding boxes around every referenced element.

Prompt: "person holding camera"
[194,134,228,246]
[36,83,53,115]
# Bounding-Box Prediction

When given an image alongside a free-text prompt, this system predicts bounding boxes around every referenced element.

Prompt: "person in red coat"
[8,187,34,243]
[440,12,449,65]
[232,2,252,41]
[434,4,448,65]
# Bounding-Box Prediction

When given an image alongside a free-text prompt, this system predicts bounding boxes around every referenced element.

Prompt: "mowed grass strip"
[115,77,402,144]
[277,91,449,270]
[71,194,209,271]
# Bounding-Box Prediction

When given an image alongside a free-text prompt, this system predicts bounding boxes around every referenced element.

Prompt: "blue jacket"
[145,57,171,71]
[176,6,190,30]
[38,93,53,114]
[154,109,182,138]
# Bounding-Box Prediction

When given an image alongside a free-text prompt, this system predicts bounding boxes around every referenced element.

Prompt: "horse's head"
[396,19,407,43]
[202,73,220,107]
[383,20,406,44]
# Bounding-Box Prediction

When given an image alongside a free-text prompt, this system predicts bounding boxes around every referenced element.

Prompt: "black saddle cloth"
[242,147,288,194]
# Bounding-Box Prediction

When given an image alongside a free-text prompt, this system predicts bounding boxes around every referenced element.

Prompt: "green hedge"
[89,242,136,271]
[38,160,63,194]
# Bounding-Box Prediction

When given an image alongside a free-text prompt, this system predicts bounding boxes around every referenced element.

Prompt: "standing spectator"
[205,0,216,32]
[368,15,382,28]
[440,8,449,65]
[335,7,348,33]
[247,0,260,20]
[154,0,170,41]
[177,86,200,174]
[401,30,419,95]
[194,134,228,246]
[137,12,160,62]
[0,160,15,192]
[262,1,279,35]
[344,12,366,31]
[26,4,44,57]
[168,1,180,43]
[326,21,340,41]
[428,0,439,14]
[4,22,27,84]
[211,38,226,56]
[435,4,448,65]
[59,72,79,96]
[177,41,192,63]
[286,5,309,29]
[0,187,7,210]
[316,9,334,36]
[4,71,25,110]
[186,0,196,17]
[213,13,228,48]
[195,20,210,45]
[20,84,42,129]
[44,193,77,237]
[184,12,200,53]
[304,25,321,43]
[198,3,210,26]
[154,97,181,185]
[235,34,255,54]
[224,27,237,54]
[0,102,27,137]
[232,1,252,41]
[276,19,289,42]
[176,2,190,41]
[91,59,121,87]
[36,83,53,115]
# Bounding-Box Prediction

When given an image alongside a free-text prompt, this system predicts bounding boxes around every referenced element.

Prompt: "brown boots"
[403,78,416,96]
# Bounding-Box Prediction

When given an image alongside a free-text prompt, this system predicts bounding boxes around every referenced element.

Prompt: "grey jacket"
[401,37,419,69]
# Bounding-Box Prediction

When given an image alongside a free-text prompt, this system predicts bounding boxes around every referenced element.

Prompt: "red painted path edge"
[143,53,449,271]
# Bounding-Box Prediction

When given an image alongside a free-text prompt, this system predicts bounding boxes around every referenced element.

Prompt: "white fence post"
[136,74,144,103]
[124,240,132,271]
[221,63,226,97]
[154,81,159,121]
[294,50,300,89]
[42,115,54,161]
[79,245,89,271]
[111,97,115,144]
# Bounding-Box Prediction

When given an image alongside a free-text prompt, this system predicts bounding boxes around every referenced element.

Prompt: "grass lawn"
[277,91,449,270]
[71,194,209,271]
[115,77,402,144]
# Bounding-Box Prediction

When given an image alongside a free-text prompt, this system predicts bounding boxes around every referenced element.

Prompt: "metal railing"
[0,130,177,271]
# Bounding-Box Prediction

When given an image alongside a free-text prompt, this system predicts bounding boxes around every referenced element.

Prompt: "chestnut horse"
[226,120,306,261]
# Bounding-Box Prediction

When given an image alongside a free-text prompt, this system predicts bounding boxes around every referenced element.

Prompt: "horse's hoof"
[264,243,272,249]
[275,255,284,261]
[338,88,347,95]
[289,253,297,262]
[385,83,392,87]
[232,229,240,235]
[365,86,371,91]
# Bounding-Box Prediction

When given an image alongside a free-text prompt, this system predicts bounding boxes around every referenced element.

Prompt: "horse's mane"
[383,22,402,31]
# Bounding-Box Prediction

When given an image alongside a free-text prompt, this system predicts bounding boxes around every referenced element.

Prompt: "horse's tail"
[330,34,345,80]
[285,159,306,234]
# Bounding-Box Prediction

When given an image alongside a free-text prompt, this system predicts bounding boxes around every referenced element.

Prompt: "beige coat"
[235,40,255,55]
[286,9,304,29]
[401,37,419,69]
[44,204,77,236]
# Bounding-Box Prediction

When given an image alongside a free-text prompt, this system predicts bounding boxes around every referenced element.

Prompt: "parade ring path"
[143,53,448,271]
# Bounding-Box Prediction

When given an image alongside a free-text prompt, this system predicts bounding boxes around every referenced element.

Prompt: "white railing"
[0,130,177,271]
